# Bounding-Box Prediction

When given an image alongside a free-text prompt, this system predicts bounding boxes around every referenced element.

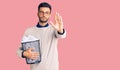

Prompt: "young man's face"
[38,7,51,23]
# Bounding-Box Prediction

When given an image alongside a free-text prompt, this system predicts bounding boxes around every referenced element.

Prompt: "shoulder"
[49,24,56,30]
[26,26,37,31]
[24,26,37,33]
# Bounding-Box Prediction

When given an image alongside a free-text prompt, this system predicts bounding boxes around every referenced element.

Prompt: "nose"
[40,13,45,17]
[43,13,46,16]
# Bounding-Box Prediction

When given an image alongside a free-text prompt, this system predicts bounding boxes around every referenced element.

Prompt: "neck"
[39,22,48,26]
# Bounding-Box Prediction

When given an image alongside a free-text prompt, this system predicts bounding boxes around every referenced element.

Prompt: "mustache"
[41,16,47,18]
[39,16,49,23]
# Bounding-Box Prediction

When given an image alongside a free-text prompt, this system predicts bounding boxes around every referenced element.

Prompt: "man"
[17,2,66,70]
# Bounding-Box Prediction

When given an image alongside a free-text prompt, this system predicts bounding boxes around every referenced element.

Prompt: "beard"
[39,17,49,23]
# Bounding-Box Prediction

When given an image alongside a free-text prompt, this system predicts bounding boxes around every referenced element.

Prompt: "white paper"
[21,35,39,43]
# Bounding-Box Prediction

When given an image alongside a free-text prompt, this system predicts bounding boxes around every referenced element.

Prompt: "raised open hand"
[50,12,64,33]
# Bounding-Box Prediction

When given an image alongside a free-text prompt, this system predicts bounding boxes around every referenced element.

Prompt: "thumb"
[49,21,55,27]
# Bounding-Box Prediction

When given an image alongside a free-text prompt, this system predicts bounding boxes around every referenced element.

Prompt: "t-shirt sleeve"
[55,29,66,39]
[16,29,28,58]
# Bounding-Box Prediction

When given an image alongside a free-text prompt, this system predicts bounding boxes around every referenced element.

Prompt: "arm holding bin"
[21,40,41,64]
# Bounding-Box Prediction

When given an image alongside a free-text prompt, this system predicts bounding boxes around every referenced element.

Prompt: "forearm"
[16,46,24,58]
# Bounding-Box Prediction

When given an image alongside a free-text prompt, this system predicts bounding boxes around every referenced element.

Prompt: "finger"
[31,54,39,59]
[56,12,60,21]
[55,12,58,22]
[32,52,39,54]
[33,52,40,56]
[56,13,63,26]
[32,57,38,60]
[31,54,39,58]
[55,12,60,22]
[28,48,35,52]
[31,48,35,51]
[57,13,61,20]
[28,48,35,50]
[59,16,63,26]
[31,56,39,60]
[34,54,39,57]
[32,54,39,57]
[59,15,62,21]
[57,13,60,18]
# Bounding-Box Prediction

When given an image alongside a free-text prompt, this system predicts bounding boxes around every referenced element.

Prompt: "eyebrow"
[39,11,50,13]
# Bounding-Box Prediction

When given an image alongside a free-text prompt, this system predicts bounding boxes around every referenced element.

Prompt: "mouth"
[41,17,47,20]
[39,17,48,23]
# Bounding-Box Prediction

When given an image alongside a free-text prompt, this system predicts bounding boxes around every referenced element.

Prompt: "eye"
[39,11,50,15]
[39,11,44,14]
[45,12,50,14]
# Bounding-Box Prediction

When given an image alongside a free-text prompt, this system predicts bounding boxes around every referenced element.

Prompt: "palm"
[50,13,63,32]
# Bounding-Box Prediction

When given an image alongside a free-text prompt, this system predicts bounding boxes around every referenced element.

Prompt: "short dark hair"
[38,2,52,12]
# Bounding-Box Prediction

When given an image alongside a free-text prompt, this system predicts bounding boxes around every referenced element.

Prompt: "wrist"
[57,29,65,35]
[58,29,63,33]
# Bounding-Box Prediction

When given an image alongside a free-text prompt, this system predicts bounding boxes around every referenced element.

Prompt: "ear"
[37,12,39,17]
[49,14,51,17]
